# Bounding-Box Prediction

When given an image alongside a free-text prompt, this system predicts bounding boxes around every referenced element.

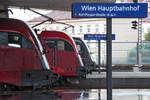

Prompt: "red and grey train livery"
[0,18,57,90]
[39,31,87,77]
[0,18,97,91]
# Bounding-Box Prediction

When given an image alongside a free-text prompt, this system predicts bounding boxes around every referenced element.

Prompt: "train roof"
[0,18,38,44]
[0,18,39,47]
[0,18,31,36]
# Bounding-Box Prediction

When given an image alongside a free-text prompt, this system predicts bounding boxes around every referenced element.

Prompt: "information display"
[84,34,115,40]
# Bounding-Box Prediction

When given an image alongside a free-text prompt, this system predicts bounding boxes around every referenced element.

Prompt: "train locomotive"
[0,18,58,91]
[73,37,98,72]
[39,31,87,77]
[0,18,98,91]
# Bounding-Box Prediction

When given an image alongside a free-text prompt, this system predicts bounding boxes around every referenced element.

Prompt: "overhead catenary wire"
[27,8,74,30]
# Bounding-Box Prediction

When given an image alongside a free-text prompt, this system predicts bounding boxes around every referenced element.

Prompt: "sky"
[9,8,50,21]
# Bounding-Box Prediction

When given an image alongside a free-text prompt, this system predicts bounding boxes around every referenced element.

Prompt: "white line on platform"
[86,72,150,78]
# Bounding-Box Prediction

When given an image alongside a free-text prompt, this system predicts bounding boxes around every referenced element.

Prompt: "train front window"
[65,41,74,52]
[57,41,64,50]
[44,39,74,52]
[45,39,56,49]
[57,40,74,52]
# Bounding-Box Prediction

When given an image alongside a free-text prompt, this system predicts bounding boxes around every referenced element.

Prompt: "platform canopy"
[0,0,116,11]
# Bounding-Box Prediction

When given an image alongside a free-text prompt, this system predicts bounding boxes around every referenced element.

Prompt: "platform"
[86,72,150,78]
[55,72,150,89]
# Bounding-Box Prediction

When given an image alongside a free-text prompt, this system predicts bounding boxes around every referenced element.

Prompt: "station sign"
[84,34,115,40]
[72,3,148,18]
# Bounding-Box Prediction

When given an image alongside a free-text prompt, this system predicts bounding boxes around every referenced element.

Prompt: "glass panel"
[0,32,8,46]
[65,41,74,52]
[45,39,56,49]
[22,36,34,50]
[57,41,64,50]
[8,33,21,48]
[45,39,74,52]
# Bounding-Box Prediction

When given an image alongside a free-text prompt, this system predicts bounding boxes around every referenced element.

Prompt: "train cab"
[0,18,55,90]
[73,37,95,67]
[39,31,86,77]
[73,37,99,72]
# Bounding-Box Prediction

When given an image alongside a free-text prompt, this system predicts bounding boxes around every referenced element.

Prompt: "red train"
[0,18,97,91]
[39,31,87,77]
[73,37,99,72]
[73,37,96,66]
[0,18,58,91]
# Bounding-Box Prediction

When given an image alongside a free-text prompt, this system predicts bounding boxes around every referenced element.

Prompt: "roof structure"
[0,0,116,11]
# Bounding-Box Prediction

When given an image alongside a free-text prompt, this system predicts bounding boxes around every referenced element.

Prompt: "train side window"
[22,36,34,50]
[44,39,74,52]
[0,32,8,46]
[65,41,74,52]
[8,33,21,48]
[0,32,33,49]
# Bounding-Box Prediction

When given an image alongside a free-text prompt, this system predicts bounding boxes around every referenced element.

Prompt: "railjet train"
[73,37,97,68]
[39,31,90,77]
[0,18,97,91]
[0,18,58,91]
[39,31,98,77]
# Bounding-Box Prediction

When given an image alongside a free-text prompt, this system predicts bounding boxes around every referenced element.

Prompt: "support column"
[0,6,9,18]
[106,18,112,100]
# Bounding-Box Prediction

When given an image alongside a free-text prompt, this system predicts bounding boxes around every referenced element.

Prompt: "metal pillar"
[98,89,101,100]
[0,6,9,18]
[98,40,101,73]
[106,18,112,100]
[137,18,142,71]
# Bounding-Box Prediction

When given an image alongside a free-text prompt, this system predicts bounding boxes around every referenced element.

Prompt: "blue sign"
[84,34,115,40]
[72,3,148,18]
